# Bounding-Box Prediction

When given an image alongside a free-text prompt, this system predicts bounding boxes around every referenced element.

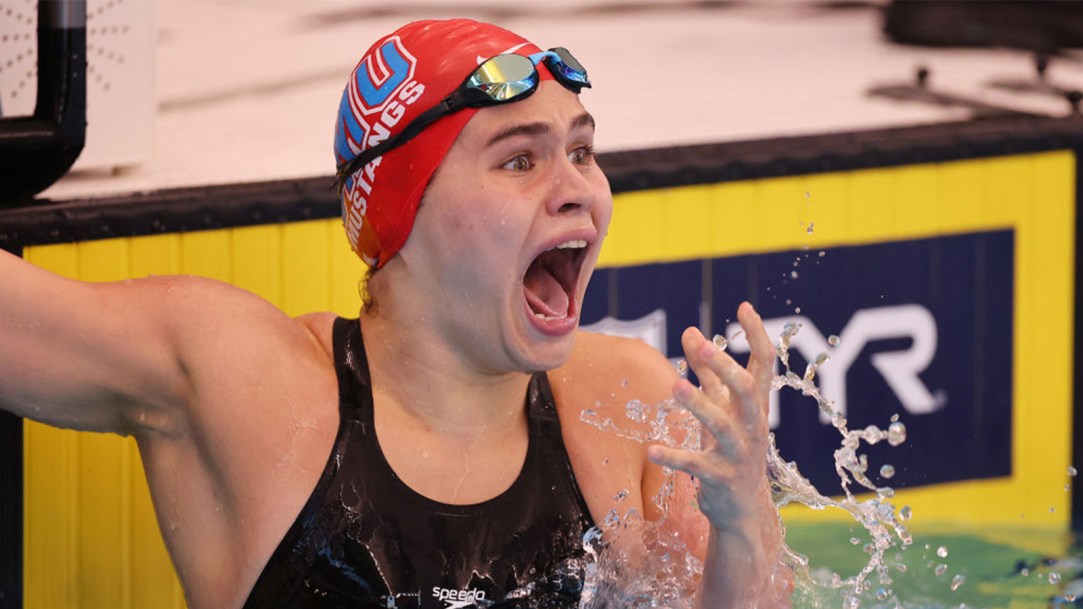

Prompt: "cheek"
[594,191,615,236]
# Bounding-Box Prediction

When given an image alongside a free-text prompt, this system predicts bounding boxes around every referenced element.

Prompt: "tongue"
[524,262,570,318]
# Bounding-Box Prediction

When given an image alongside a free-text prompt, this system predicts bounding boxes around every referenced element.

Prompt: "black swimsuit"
[243,318,596,609]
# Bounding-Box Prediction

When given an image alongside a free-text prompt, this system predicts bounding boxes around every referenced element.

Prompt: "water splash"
[579,320,916,608]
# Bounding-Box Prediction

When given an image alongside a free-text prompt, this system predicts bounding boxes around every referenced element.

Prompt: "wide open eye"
[569,145,595,165]
[503,154,533,172]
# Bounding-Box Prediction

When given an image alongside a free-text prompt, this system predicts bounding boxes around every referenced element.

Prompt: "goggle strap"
[339,101,453,181]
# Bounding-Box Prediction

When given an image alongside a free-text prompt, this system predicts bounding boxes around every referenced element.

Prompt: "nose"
[545,153,601,216]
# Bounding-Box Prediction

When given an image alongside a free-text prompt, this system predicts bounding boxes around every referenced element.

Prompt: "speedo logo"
[431,586,487,609]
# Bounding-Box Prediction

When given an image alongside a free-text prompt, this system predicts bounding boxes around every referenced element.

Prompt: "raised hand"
[647,302,790,607]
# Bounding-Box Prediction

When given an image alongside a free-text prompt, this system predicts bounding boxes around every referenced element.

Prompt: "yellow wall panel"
[711,180,760,256]
[281,220,331,317]
[23,424,79,609]
[130,234,183,277]
[328,221,366,318]
[231,224,282,306]
[179,230,232,282]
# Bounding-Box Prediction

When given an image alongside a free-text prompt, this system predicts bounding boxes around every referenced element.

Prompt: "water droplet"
[806,222,815,234]
[604,509,620,528]
[1021,567,1030,576]
[794,306,801,314]
[951,574,966,591]
[850,537,861,545]
[875,587,889,601]
[620,378,630,387]
[712,334,728,350]
[674,359,688,376]
[880,464,896,479]
[937,546,949,558]
[828,334,840,346]
[785,298,792,306]
[1066,484,1071,492]
[819,250,826,257]
[1049,572,1061,584]
[1066,592,1077,602]
[814,352,829,366]
[1050,506,1056,513]
[899,505,912,520]
[1069,466,1078,477]
[935,564,948,576]
[790,270,799,279]
[614,488,629,502]
[887,421,907,446]
[625,400,647,423]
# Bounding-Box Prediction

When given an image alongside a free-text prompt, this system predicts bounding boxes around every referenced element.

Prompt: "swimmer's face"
[402,80,613,373]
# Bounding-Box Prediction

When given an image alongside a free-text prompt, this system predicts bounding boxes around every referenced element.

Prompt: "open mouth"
[523,239,588,323]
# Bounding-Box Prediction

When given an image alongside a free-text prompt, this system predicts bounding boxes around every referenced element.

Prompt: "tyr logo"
[726,304,943,426]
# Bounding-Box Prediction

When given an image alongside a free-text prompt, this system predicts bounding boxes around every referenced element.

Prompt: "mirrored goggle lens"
[468,54,537,102]
[546,47,589,86]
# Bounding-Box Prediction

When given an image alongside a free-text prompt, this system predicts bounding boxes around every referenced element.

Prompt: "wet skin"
[0,82,788,608]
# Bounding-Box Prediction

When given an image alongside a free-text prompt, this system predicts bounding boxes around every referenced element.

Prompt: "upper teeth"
[555,240,587,250]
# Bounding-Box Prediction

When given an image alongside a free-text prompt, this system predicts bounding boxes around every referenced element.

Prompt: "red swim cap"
[334,19,552,268]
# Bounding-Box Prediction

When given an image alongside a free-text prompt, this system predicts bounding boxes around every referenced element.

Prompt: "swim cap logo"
[335,35,428,260]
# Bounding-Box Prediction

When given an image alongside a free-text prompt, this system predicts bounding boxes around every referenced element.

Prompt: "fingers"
[673,379,738,459]
[648,443,735,480]
[737,301,776,392]
[681,327,726,400]
[680,325,763,426]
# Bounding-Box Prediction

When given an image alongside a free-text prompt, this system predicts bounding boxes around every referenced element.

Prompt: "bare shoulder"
[150,275,332,360]
[110,274,340,424]
[552,330,678,411]
[548,331,681,521]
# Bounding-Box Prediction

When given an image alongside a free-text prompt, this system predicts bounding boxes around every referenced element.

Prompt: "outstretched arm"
[0,247,194,434]
[648,302,792,608]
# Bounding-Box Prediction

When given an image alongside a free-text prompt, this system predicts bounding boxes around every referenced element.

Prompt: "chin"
[509,322,578,374]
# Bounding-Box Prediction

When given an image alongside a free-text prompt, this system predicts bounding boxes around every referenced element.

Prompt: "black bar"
[0,0,87,205]
[0,413,23,609]
[0,246,23,608]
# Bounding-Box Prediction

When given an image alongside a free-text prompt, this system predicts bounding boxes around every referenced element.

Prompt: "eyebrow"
[485,111,596,148]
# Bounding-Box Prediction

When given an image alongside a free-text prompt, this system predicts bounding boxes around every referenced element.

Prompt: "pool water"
[785,521,1080,609]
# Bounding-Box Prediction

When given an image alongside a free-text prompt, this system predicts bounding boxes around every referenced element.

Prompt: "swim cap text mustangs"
[334,19,555,268]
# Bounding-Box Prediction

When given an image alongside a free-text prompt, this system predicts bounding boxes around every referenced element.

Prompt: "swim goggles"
[336,47,591,185]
